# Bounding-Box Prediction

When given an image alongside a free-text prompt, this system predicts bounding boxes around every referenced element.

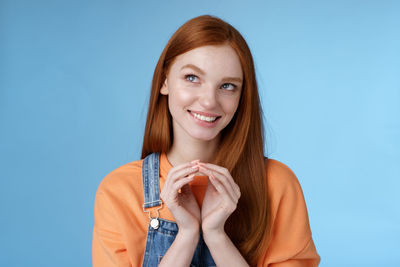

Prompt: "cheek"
[168,86,195,109]
[221,95,241,116]
[168,88,193,111]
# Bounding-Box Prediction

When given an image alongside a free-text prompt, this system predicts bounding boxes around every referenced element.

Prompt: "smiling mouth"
[188,110,221,123]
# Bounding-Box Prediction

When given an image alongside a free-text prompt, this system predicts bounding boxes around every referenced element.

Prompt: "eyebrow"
[180,64,243,83]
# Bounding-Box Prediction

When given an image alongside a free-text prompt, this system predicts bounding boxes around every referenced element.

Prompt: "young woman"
[92,15,321,267]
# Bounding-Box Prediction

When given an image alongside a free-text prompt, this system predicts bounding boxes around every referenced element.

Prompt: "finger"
[163,162,192,191]
[169,162,197,176]
[208,174,237,214]
[198,166,235,201]
[163,162,199,201]
[167,160,200,179]
[198,165,240,200]
[165,163,199,189]
[169,165,199,184]
[161,173,195,200]
[210,170,240,202]
[199,166,237,203]
[196,163,240,198]
[209,171,239,204]
[173,174,195,193]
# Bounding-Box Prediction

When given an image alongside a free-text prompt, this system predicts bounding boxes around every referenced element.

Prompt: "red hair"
[141,15,271,265]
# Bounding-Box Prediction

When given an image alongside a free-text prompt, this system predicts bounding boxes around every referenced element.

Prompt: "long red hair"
[141,15,271,266]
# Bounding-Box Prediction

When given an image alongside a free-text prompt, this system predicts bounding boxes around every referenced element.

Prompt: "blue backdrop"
[1,0,399,266]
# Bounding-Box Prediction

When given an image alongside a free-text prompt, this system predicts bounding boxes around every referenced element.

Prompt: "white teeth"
[191,112,218,122]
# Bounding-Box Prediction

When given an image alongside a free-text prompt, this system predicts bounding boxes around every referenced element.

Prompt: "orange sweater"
[92,153,320,266]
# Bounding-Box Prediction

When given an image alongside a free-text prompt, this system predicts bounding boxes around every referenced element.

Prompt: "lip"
[188,110,221,128]
[188,110,221,117]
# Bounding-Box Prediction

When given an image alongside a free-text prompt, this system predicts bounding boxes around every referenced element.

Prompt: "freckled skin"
[160,44,243,142]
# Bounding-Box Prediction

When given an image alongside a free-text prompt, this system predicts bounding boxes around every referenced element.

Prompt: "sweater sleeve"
[92,189,131,267]
[258,159,321,267]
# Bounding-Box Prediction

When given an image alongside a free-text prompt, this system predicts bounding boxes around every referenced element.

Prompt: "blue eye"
[221,83,237,91]
[185,74,198,83]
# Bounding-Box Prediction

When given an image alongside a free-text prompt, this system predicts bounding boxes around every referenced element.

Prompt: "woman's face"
[160,44,243,142]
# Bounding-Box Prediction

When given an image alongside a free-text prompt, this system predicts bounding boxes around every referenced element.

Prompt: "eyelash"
[184,74,237,91]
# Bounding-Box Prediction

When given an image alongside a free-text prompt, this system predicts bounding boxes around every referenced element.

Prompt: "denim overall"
[141,152,216,267]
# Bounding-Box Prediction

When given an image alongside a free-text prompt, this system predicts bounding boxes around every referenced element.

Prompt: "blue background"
[1,0,399,266]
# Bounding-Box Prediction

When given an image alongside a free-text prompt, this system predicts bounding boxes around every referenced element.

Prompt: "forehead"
[170,44,243,79]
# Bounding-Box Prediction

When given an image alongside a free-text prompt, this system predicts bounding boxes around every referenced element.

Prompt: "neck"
[166,135,220,166]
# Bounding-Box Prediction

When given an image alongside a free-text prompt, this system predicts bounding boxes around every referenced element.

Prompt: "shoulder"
[96,159,144,197]
[263,158,311,238]
[93,159,148,252]
[259,158,320,265]
[264,158,303,198]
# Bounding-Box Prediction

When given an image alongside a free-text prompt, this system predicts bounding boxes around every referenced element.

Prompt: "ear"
[160,79,169,95]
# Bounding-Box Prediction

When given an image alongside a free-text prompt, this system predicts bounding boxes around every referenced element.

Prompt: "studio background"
[1,0,399,266]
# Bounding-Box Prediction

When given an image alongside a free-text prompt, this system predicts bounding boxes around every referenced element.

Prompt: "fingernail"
[191,165,199,169]
[191,159,200,164]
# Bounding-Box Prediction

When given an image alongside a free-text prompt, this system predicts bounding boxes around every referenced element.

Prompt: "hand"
[160,160,201,233]
[196,163,241,234]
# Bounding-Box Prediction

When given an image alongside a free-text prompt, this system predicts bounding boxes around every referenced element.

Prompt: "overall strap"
[142,152,163,210]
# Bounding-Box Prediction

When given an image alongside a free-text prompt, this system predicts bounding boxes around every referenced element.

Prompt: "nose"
[198,85,217,109]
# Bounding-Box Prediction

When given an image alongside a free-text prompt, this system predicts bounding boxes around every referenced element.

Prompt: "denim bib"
[141,152,216,267]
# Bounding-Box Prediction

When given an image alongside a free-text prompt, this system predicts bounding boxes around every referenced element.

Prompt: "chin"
[189,131,220,142]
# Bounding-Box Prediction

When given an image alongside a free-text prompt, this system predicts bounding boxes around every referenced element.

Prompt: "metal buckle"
[143,202,163,229]
[142,202,163,219]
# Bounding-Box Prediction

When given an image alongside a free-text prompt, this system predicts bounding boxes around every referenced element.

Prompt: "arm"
[268,238,320,267]
[158,161,202,267]
[197,163,249,267]
[92,191,131,267]
[259,159,320,266]
[158,227,200,267]
[197,160,321,267]
[203,230,249,267]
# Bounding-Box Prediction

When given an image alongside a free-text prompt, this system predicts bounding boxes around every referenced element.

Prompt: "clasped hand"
[160,160,241,236]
